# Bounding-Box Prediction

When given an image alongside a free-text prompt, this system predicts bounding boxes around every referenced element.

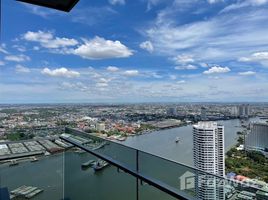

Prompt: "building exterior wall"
[245,123,268,152]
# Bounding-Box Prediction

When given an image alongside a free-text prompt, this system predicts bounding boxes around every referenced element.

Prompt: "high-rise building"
[167,107,177,116]
[193,122,225,200]
[238,104,250,118]
[201,107,207,121]
[245,123,268,152]
[231,106,238,117]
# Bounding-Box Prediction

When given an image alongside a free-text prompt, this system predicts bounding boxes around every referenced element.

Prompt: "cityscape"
[1,0,268,200]
[1,103,268,199]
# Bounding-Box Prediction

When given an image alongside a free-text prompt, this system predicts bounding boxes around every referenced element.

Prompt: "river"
[123,118,246,165]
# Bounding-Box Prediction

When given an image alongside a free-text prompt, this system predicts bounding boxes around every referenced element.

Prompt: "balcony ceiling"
[16,0,80,12]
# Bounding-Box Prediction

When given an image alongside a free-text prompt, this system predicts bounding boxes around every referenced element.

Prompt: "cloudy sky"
[1,0,268,103]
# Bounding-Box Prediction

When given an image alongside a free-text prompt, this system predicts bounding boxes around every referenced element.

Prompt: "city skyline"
[1,0,268,103]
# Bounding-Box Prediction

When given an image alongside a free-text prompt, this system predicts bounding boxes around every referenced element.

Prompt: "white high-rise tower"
[193,122,225,200]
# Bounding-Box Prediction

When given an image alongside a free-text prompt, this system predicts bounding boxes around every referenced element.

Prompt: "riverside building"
[245,123,268,153]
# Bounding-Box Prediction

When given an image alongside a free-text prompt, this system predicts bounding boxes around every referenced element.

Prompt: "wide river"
[0,118,258,200]
[123,118,246,165]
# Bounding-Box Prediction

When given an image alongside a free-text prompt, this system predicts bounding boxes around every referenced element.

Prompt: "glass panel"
[139,182,178,200]
[63,148,136,200]
[0,153,64,200]
[64,128,137,170]
[62,128,268,200]
[139,151,197,199]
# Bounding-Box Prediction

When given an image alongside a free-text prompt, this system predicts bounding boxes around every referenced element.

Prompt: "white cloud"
[33,46,40,51]
[200,63,210,68]
[238,71,256,76]
[74,36,133,59]
[150,72,163,79]
[145,8,268,63]
[24,4,117,27]
[0,45,8,54]
[146,0,167,11]
[208,76,220,80]
[107,66,119,72]
[123,70,139,76]
[15,65,31,73]
[12,45,26,52]
[174,64,197,70]
[253,0,268,5]
[207,0,223,4]
[95,77,111,88]
[3,65,268,102]
[23,4,59,18]
[96,82,109,87]
[98,78,110,83]
[203,66,230,74]
[177,80,186,84]
[239,52,268,63]
[4,54,30,62]
[23,31,78,49]
[59,82,88,91]
[109,0,125,5]
[22,32,133,60]
[172,54,194,64]
[221,0,268,13]
[238,57,251,62]
[71,7,117,26]
[139,41,154,53]
[169,75,177,80]
[41,67,80,78]
[0,61,5,66]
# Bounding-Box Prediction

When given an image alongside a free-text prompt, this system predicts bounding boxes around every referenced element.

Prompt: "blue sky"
[1,0,268,103]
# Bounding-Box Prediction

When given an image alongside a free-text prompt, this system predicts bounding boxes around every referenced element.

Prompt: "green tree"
[237,136,244,145]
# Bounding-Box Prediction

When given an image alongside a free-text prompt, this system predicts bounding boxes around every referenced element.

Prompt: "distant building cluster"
[230,104,251,118]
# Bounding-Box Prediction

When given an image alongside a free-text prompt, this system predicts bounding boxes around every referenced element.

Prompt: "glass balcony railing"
[61,128,268,200]
[1,127,268,200]
[0,152,64,200]
[62,128,191,200]
[64,147,137,200]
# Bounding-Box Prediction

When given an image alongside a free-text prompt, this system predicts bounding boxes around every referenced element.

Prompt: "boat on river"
[81,160,96,169]
[175,137,180,143]
[93,159,109,171]
[9,160,18,167]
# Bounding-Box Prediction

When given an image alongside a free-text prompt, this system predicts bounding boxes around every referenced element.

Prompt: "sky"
[1,0,268,103]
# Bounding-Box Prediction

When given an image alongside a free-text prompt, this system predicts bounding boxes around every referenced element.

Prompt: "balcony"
[0,128,267,200]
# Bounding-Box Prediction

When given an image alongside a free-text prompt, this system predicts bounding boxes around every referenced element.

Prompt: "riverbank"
[225,137,268,182]
[95,120,189,142]
[96,117,251,142]
[1,118,247,168]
